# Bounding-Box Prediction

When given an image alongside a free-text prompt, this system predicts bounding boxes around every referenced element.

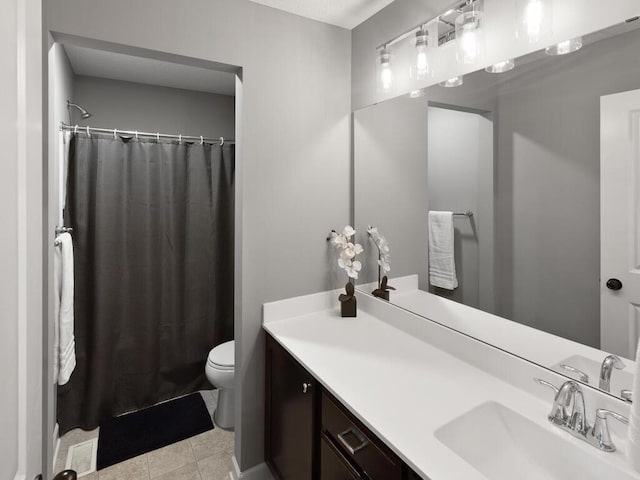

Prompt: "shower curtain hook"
[86,125,91,137]
[200,135,204,145]
[74,125,78,134]
[219,137,224,146]
[113,128,117,139]
[135,131,139,140]
[157,132,160,142]
[178,134,182,144]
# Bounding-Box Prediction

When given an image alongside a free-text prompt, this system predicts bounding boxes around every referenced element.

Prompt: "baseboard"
[52,422,61,471]
[231,456,274,480]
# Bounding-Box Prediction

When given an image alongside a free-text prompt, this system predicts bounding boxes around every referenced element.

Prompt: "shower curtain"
[57,132,234,433]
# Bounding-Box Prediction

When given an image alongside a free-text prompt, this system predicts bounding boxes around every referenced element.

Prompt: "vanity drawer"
[322,392,403,480]
[321,434,364,480]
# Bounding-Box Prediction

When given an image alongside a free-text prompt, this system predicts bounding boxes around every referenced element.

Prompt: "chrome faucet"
[599,355,625,392]
[535,378,629,452]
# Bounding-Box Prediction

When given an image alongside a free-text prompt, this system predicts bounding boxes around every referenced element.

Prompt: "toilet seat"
[208,340,234,370]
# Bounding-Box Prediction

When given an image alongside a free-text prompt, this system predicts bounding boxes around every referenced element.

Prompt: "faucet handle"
[589,408,629,452]
[558,364,589,383]
[534,378,567,424]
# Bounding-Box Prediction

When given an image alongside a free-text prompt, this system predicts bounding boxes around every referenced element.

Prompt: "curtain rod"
[60,123,235,145]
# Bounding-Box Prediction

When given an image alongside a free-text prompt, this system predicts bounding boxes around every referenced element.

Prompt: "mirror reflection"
[354,20,640,400]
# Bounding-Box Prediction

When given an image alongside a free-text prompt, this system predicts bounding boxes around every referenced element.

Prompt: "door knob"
[606,278,623,291]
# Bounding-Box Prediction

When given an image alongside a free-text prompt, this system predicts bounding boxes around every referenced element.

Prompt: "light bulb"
[379,48,393,92]
[414,27,429,80]
[524,0,543,42]
[456,11,483,64]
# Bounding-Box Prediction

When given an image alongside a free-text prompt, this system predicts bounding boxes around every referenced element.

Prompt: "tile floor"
[54,391,234,480]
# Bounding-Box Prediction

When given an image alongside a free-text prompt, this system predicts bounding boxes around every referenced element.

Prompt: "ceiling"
[246,0,394,29]
[64,44,236,96]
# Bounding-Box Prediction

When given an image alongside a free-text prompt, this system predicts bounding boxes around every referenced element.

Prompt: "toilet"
[205,340,235,429]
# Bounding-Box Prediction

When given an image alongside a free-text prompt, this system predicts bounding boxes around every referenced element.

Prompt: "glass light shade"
[545,37,583,55]
[439,76,464,88]
[413,28,430,80]
[456,11,484,64]
[516,0,552,44]
[485,59,515,73]
[379,48,393,91]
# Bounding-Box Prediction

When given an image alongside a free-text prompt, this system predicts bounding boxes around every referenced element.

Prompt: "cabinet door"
[266,335,315,480]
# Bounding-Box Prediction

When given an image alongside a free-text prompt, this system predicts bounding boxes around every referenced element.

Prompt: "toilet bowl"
[205,340,235,429]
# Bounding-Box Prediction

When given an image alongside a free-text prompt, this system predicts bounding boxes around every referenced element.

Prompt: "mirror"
[354,19,640,401]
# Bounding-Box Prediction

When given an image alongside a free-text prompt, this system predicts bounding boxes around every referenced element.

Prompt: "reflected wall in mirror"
[354,20,640,400]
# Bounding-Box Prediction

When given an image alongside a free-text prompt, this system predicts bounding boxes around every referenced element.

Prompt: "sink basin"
[551,355,634,396]
[435,402,635,480]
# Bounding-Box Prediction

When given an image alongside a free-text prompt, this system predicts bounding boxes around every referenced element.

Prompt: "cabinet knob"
[302,382,312,394]
[606,278,623,291]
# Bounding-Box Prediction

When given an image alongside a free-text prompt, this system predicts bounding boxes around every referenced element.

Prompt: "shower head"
[67,100,92,119]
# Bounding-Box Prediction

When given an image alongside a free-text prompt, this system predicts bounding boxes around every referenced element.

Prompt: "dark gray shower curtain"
[58,133,234,433]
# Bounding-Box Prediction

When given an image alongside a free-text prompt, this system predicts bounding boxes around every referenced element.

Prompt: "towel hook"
[219,137,224,146]
[200,135,204,145]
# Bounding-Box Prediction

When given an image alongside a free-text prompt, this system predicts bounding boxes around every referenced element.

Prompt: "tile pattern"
[54,391,234,480]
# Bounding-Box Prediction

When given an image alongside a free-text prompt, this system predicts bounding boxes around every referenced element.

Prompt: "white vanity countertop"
[263,295,639,480]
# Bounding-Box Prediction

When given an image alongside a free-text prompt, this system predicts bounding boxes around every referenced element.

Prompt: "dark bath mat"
[97,393,213,470]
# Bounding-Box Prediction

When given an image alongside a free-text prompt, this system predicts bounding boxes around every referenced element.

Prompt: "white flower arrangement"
[330,226,364,279]
[367,226,391,274]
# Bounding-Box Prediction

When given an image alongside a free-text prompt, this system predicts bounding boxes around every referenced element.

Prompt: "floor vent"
[65,438,98,477]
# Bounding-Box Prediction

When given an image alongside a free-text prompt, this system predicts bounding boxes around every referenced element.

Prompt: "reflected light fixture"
[439,76,464,88]
[379,46,393,91]
[545,37,582,55]
[409,89,425,98]
[456,8,484,64]
[414,26,430,80]
[518,0,551,44]
[485,59,515,73]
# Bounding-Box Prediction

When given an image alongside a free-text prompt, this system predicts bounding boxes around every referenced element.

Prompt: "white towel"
[54,232,76,385]
[428,211,458,290]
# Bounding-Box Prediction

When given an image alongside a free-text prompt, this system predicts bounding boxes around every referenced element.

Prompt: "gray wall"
[47,41,75,474]
[46,0,351,472]
[494,28,640,348]
[428,106,493,309]
[1,0,21,476]
[73,75,235,138]
[354,97,429,290]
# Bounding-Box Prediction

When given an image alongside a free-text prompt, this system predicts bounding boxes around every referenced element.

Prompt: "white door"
[601,89,640,359]
[0,0,45,479]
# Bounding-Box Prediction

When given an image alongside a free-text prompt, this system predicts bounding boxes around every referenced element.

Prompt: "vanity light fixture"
[379,46,393,92]
[439,76,464,88]
[413,26,430,80]
[456,0,484,64]
[485,59,515,73]
[545,36,582,55]
[517,0,552,44]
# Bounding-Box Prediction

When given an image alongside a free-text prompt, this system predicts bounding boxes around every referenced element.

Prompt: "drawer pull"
[337,428,369,455]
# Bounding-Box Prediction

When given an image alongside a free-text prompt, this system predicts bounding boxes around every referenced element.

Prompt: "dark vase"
[372,276,394,302]
[339,282,357,317]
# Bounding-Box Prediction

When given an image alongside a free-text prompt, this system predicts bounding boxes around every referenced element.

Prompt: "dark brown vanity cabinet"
[265,334,317,480]
[265,333,419,480]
